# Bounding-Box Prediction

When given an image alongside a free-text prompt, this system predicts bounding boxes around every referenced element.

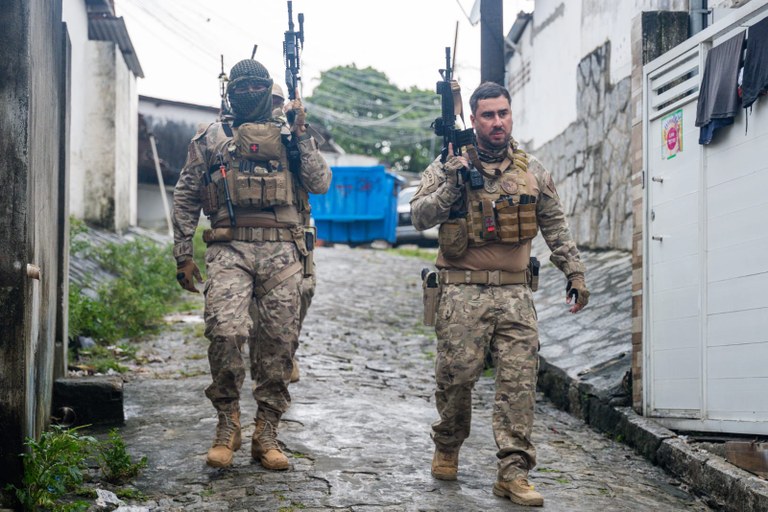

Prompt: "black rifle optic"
[432,47,483,189]
[283,0,304,124]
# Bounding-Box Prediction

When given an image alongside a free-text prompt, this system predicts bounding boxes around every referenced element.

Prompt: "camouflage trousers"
[432,283,539,481]
[249,264,316,373]
[203,240,302,418]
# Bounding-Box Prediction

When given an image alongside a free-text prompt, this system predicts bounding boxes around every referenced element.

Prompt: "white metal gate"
[643,0,768,434]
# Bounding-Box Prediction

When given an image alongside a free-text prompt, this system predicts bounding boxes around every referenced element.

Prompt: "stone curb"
[538,356,768,512]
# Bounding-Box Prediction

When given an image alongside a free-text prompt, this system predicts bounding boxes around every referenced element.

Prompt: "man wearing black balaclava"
[171,58,331,471]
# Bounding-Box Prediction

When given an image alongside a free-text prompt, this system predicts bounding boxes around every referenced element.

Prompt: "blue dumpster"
[309,165,403,245]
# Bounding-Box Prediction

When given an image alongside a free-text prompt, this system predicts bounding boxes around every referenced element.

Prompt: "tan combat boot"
[252,417,289,470]
[431,447,459,481]
[290,358,300,383]
[206,409,241,468]
[493,476,544,507]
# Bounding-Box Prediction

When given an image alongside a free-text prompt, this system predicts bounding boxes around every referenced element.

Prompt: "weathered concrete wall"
[61,0,88,220]
[82,42,117,229]
[534,43,633,250]
[114,49,138,230]
[0,0,67,487]
[79,40,138,232]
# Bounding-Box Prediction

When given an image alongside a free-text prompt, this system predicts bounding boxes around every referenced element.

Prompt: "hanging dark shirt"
[695,31,746,144]
[742,16,768,109]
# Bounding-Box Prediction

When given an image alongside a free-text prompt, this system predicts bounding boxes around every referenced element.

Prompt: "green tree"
[306,65,442,173]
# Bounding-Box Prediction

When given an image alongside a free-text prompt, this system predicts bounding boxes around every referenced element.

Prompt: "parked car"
[395,185,439,246]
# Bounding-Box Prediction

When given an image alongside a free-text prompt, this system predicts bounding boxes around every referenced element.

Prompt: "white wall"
[527,0,582,147]
[61,0,88,219]
[82,42,117,227]
[114,49,138,231]
[512,0,689,149]
[139,98,219,129]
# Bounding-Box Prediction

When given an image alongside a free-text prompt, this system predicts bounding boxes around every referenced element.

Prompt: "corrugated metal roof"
[88,15,144,78]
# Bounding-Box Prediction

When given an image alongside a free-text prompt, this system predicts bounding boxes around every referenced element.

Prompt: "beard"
[478,129,510,152]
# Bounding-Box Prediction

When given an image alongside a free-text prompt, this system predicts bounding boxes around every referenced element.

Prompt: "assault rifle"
[283,0,304,125]
[431,47,483,189]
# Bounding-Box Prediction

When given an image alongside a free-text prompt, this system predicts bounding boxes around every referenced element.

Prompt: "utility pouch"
[200,172,219,215]
[262,172,294,207]
[518,197,538,240]
[528,256,540,292]
[234,122,283,162]
[202,228,234,244]
[303,226,316,277]
[438,218,468,259]
[232,170,264,208]
[480,199,498,241]
[495,200,520,242]
[421,268,441,326]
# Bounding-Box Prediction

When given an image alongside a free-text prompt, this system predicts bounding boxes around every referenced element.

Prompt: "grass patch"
[5,426,146,511]
[69,219,182,344]
[68,219,198,370]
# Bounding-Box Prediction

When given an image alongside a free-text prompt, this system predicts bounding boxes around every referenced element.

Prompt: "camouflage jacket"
[410,145,585,277]
[172,120,331,263]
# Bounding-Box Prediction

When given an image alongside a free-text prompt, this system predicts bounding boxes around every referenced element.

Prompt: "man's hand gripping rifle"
[431,47,483,189]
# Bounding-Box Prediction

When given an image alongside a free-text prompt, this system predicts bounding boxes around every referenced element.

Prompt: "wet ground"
[113,245,713,511]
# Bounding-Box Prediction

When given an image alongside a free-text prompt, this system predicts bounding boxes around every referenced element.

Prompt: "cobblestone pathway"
[119,246,713,511]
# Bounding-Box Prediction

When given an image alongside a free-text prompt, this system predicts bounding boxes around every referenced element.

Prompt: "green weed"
[6,426,147,511]
[98,429,148,484]
[69,221,189,372]
[6,426,95,512]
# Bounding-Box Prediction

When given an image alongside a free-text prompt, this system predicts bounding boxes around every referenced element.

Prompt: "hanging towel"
[695,30,746,144]
[742,16,768,109]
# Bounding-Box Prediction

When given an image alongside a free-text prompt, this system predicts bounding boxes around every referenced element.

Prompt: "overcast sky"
[118,0,534,108]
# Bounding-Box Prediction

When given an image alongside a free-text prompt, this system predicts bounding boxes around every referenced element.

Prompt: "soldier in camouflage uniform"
[411,82,589,507]
[172,59,331,470]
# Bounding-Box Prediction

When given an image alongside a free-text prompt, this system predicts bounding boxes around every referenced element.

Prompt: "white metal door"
[645,47,703,418]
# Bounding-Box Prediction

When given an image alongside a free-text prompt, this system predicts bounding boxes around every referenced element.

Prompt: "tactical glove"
[566,273,589,307]
[176,257,203,294]
[443,155,467,189]
[288,97,307,133]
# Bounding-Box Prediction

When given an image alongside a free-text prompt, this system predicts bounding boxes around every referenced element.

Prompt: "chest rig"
[465,147,538,246]
[438,146,538,259]
[200,121,301,222]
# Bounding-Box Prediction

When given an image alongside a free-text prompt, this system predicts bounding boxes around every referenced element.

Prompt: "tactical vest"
[199,121,308,227]
[438,147,538,258]
[465,147,538,246]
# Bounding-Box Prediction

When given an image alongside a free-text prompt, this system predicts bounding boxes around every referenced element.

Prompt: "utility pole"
[480,0,504,86]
